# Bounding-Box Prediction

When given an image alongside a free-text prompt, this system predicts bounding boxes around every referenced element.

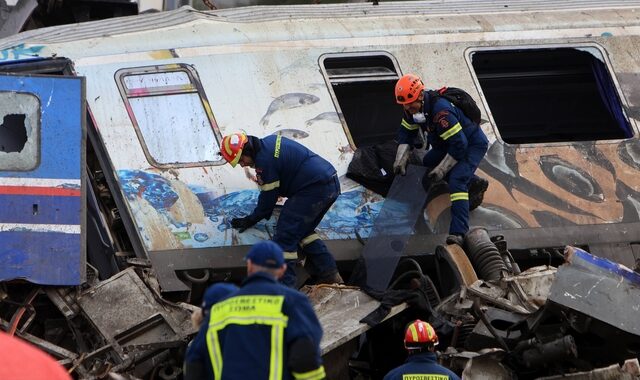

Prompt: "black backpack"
[427,87,482,125]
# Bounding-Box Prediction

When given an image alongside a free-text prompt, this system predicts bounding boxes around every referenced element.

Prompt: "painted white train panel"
[0,3,638,287]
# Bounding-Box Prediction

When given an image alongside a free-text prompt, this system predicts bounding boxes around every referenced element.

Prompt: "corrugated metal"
[1,0,640,48]
[214,0,640,22]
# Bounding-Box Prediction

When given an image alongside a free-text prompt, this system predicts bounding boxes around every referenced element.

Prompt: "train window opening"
[470,47,633,144]
[321,53,403,148]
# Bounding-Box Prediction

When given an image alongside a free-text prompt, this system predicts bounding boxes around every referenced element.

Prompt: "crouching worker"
[220,132,342,287]
[393,74,489,246]
[384,320,461,380]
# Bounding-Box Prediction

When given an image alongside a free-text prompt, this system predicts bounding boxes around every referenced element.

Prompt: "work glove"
[230,215,257,233]
[428,154,458,182]
[393,144,410,176]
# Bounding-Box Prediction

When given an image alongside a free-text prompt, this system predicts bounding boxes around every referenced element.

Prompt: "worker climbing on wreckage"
[220,132,343,288]
[383,320,461,380]
[392,74,489,246]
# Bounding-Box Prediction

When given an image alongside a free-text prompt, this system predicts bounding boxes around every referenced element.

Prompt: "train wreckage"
[0,1,639,379]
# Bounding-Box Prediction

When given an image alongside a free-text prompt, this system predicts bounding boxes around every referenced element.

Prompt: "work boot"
[446,234,464,247]
[469,176,489,211]
[315,271,344,285]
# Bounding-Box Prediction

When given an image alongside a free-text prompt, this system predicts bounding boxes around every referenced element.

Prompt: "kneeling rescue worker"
[383,320,461,380]
[393,74,489,246]
[220,132,343,288]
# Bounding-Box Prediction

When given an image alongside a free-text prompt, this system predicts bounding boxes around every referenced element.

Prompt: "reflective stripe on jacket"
[206,272,325,380]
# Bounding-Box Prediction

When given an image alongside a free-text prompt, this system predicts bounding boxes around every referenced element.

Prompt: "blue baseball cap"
[202,282,239,311]
[245,241,285,268]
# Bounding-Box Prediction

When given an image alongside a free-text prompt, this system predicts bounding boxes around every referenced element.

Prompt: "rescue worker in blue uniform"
[205,241,326,380]
[220,132,342,288]
[183,282,239,380]
[383,320,461,380]
[392,74,489,246]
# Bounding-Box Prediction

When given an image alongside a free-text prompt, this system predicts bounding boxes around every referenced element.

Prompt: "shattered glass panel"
[0,92,39,171]
[129,93,220,165]
[364,165,428,291]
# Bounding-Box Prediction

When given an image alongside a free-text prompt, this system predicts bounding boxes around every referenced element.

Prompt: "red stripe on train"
[0,186,81,197]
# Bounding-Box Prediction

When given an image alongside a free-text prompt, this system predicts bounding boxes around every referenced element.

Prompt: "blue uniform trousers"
[274,176,340,287]
[423,142,487,236]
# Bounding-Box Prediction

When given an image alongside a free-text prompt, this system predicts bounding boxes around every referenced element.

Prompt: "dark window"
[471,47,633,144]
[321,53,402,148]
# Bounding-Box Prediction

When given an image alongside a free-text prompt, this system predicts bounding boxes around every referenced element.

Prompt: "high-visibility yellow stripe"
[409,324,419,342]
[207,326,223,380]
[274,135,282,158]
[283,251,298,260]
[293,366,327,380]
[223,138,233,155]
[270,324,284,380]
[229,150,242,167]
[207,295,288,380]
[401,119,420,130]
[300,233,320,248]
[260,181,280,191]
[401,375,449,380]
[439,122,462,140]
[450,192,469,202]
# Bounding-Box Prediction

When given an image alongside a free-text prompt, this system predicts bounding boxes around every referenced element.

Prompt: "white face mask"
[412,112,427,124]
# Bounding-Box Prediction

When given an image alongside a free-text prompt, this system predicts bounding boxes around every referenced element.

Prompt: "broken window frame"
[115,64,224,168]
[465,43,637,146]
[319,51,402,149]
[0,91,41,171]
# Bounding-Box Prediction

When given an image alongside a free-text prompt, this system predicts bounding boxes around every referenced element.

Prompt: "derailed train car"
[0,1,639,378]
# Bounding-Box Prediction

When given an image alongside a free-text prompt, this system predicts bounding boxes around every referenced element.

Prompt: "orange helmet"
[404,320,439,349]
[395,74,424,105]
[220,133,248,167]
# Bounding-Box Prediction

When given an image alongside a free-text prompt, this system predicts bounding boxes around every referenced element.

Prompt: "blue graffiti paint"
[118,170,179,210]
[193,189,259,229]
[193,233,209,242]
[0,44,45,61]
[118,169,385,250]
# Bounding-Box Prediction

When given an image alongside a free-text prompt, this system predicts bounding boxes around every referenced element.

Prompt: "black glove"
[230,216,257,233]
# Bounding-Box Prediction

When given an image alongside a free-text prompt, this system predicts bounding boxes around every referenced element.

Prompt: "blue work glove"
[230,216,257,233]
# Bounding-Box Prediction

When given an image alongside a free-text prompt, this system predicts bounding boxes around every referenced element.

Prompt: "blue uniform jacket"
[205,272,325,380]
[250,135,336,222]
[397,91,483,161]
[184,284,239,380]
[383,352,461,380]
